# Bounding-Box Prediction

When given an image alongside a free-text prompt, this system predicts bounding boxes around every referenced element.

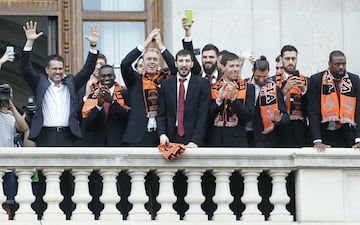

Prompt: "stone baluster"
[0,170,7,220]
[71,169,92,220]
[212,169,234,221]
[268,169,292,221]
[127,169,150,220]
[99,169,122,220]
[240,169,263,221]
[184,169,207,221]
[156,169,177,220]
[42,169,64,220]
[14,169,37,220]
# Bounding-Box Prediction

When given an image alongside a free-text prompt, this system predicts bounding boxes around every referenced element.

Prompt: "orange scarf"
[142,71,165,118]
[285,74,308,120]
[211,76,247,127]
[82,82,129,118]
[259,81,279,134]
[321,70,356,126]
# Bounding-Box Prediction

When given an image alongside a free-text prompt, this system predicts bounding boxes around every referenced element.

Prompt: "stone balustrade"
[0,147,360,225]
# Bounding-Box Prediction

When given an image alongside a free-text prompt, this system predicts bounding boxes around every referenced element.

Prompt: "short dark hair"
[99,64,113,70]
[98,53,107,64]
[253,55,269,71]
[275,55,282,62]
[329,50,345,62]
[175,49,194,61]
[280,45,298,56]
[202,44,219,55]
[45,54,64,68]
[218,50,229,57]
[220,52,239,66]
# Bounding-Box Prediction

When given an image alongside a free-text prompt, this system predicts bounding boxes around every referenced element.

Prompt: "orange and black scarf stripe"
[211,76,247,127]
[82,82,129,118]
[321,70,356,126]
[142,71,166,118]
[259,80,279,134]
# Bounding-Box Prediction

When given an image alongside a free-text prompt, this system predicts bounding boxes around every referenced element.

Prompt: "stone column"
[99,169,122,220]
[183,169,207,221]
[268,169,292,221]
[212,169,234,221]
[71,169,92,220]
[156,169,177,220]
[127,169,150,220]
[14,169,36,220]
[42,169,64,220]
[240,169,263,221]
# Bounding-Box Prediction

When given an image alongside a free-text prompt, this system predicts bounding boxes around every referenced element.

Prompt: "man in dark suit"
[308,50,360,151]
[19,21,100,146]
[156,49,210,219]
[120,28,177,146]
[82,64,129,146]
[208,52,254,147]
[246,56,289,148]
[157,49,210,147]
[274,45,310,147]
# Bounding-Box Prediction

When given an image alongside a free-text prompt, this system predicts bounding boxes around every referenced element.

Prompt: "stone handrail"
[0,147,360,225]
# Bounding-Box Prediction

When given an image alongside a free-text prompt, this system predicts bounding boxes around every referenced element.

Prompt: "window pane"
[0,16,49,107]
[83,0,144,11]
[83,21,145,85]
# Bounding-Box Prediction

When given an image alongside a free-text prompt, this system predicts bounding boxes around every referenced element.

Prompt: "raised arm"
[181,17,201,75]
[20,21,44,90]
[74,24,101,89]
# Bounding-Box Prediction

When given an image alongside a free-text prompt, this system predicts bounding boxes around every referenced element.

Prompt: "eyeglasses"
[276,66,284,70]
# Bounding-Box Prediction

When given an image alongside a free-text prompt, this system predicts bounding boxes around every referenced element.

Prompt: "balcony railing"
[1,147,360,225]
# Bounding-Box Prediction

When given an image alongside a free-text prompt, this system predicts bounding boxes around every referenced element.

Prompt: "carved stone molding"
[0,0,57,9]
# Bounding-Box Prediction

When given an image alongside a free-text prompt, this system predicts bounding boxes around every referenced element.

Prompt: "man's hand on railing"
[313,141,330,152]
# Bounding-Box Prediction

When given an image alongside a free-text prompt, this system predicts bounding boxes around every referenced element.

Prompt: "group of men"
[16,20,360,152]
[0,18,358,220]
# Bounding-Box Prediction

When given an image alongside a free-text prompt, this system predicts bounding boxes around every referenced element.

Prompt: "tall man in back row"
[308,50,360,151]
[275,45,310,147]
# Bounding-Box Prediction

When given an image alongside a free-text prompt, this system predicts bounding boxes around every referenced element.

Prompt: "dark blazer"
[208,83,255,147]
[157,74,210,146]
[270,74,310,147]
[83,87,129,146]
[308,71,360,147]
[120,47,176,144]
[19,50,99,140]
[252,85,290,147]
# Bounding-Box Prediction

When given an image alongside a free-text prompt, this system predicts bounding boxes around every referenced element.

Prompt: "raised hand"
[84,24,101,45]
[143,28,160,48]
[23,21,43,42]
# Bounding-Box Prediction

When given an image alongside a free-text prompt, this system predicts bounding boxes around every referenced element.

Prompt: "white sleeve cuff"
[137,45,145,52]
[89,49,97,54]
[160,47,166,53]
[184,36,192,42]
[313,139,322,144]
[215,99,223,106]
[355,138,360,144]
[96,105,102,111]
[23,46,32,51]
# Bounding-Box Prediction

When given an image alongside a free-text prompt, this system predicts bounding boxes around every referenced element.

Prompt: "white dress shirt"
[43,79,70,127]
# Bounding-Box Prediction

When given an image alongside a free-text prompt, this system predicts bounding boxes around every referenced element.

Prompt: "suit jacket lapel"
[169,76,177,114]
[184,76,196,115]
